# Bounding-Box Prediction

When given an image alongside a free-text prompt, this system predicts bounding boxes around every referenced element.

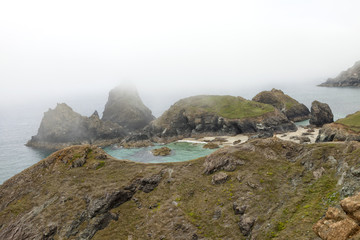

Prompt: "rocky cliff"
[317,111,360,142]
[102,85,155,131]
[143,95,296,141]
[4,139,360,239]
[27,103,126,150]
[320,61,360,87]
[252,88,310,122]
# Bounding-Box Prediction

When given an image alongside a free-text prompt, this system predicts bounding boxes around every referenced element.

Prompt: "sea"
[1,82,360,184]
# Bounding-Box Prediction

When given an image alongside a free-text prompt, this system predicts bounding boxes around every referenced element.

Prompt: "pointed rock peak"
[54,103,74,111]
[90,110,100,119]
[102,84,155,131]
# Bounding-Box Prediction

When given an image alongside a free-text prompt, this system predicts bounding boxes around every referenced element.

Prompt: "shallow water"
[103,142,217,163]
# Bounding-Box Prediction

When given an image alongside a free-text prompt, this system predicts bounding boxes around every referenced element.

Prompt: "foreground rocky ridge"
[3,139,360,239]
[320,61,360,88]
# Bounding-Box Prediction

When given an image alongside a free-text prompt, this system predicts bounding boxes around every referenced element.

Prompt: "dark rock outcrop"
[310,101,334,127]
[102,85,155,131]
[26,103,126,150]
[320,61,360,88]
[252,88,310,122]
[316,123,360,142]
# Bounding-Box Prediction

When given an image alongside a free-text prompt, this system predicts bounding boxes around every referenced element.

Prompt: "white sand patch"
[275,126,319,144]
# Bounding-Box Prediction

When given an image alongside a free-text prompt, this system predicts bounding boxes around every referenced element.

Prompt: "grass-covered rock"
[252,89,310,122]
[147,95,296,140]
[2,139,360,239]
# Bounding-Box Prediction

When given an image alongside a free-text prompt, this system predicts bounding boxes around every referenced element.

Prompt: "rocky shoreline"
[319,61,360,88]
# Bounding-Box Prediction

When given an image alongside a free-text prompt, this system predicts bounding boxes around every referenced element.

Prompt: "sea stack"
[309,101,334,127]
[102,85,155,131]
[27,103,125,150]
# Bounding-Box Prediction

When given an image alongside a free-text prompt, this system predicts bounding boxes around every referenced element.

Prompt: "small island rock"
[310,101,334,127]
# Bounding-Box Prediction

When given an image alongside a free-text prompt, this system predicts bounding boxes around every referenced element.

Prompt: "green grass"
[173,95,275,119]
[337,111,360,132]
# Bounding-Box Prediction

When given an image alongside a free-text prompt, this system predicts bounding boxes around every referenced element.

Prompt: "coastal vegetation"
[2,139,360,239]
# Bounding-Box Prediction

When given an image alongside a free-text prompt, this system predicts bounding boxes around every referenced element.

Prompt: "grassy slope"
[2,141,360,239]
[164,95,274,120]
[337,111,360,133]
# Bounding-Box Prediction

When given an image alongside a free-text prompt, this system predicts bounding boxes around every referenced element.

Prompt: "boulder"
[102,85,155,131]
[211,172,229,184]
[252,89,310,122]
[310,101,334,127]
[203,143,220,149]
[151,147,171,156]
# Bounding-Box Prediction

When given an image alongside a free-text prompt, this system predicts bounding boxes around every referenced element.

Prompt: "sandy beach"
[178,126,319,146]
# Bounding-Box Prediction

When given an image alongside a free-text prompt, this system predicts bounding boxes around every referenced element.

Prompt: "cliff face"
[320,61,360,87]
[317,111,360,143]
[252,88,310,122]
[144,95,296,141]
[2,139,360,239]
[102,85,155,131]
[27,103,126,150]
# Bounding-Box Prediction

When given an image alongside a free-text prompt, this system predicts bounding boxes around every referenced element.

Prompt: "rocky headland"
[26,103,126,150]
[320,61,360,87]
[3,139,360,239]
[140,95,297,143]
[317,111,360,142]
[252,88,310,122]
[27,85,154,150]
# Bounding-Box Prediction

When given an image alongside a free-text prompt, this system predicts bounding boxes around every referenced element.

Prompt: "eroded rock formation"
[26,103,126,150]
[102,85,155,131]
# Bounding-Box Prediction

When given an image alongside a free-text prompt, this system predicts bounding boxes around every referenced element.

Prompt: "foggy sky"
[1,0,360,109]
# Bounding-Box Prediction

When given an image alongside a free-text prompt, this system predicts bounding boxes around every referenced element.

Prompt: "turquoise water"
[103,142,217,163]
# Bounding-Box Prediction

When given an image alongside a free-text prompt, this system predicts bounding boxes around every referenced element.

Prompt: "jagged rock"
[252,88,310,122]
[102,85,155,131]
[151,147,172,156]
[212,172,229,184]
[320,61,360,88]
[233,202,247,215]
[310,101,334,127]
[27,103,126,150]
[239,215,255,236]
[316,124,360,143]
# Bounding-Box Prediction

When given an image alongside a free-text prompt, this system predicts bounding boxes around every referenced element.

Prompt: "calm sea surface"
[1,84,359,184]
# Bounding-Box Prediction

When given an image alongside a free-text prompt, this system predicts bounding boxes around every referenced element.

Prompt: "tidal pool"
[103,142,217,163]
